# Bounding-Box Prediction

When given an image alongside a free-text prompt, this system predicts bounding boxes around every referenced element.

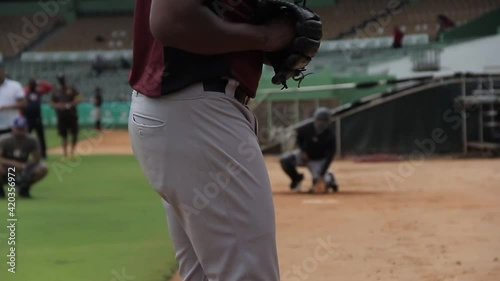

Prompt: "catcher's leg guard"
[326,172,339,192]
[280,152,301,181]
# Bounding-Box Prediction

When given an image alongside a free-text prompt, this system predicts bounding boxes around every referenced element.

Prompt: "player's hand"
[311,177,327,194]
[260,20,295,52]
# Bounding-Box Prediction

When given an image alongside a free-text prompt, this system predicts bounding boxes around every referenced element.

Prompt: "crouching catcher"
[280,108,339,193]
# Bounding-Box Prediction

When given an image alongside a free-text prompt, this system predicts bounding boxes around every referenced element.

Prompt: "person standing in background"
[436,14,455,40]
[23,78,53,159]
[392,26,405,49]
[91,87,103,132]
[51,73,81,160]
[0,64,26,136]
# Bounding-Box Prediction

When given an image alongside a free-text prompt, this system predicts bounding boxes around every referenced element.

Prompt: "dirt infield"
[58,131,500,281]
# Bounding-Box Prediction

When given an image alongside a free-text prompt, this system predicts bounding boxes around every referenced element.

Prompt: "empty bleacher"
[317,0,500,40]
[0,15,64,56]
[35,16,133,52]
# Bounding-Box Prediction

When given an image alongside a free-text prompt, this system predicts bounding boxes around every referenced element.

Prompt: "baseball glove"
[309,177,327,194]
[255,0,323,89]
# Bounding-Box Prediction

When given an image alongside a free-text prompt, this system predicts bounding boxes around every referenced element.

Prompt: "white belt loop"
[225,79,239,98]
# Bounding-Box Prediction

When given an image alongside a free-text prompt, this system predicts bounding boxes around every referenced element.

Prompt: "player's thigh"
[162,200,208,281]
[280,149,304,166]
[175,95,278,280]
[33,163,48,177]
[57,118,68,138]
[307,159,326,178]
[69,117,79,137]
[130,88,279,280]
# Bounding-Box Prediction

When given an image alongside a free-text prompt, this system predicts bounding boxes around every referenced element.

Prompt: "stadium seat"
[318,0,500,40]
[0,15,64,56]
[35,16,133,52]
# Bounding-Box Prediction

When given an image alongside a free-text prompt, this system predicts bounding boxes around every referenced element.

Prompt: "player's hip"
[128,81,264,198]
[129,80,257,135]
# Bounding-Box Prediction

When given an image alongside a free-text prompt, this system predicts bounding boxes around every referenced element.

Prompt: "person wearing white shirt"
[0,65,26,135]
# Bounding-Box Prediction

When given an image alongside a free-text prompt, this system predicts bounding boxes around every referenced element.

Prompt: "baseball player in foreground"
[280,107,339,193]
[128,0,322,280]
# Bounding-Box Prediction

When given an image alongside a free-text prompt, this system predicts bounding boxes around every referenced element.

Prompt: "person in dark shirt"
[0,116,48,198]
[392,26,404,49]
[91,87,103,131]
[437,14,455,40]
[23,78,53,159]
[280,107,339,193]
[51,73,81,160]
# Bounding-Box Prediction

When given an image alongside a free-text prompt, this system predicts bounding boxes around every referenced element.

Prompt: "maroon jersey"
[129,0,264,98]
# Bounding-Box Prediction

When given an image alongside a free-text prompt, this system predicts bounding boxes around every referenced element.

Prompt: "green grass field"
[0,155,177,281]
[43,128,100,149]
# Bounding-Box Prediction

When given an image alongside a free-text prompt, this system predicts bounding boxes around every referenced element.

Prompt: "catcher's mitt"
[309,178,327,194]
[255,0,323,89]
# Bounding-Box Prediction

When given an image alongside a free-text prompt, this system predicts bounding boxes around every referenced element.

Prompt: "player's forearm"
[0,158,25,169]
[150,1,267,55]
[296,135,306,151]
[37,81,53,94]
[319,149,335,176]
[1,103,24,110]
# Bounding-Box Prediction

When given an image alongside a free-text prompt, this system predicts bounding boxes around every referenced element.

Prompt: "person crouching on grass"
[0,116,48,198]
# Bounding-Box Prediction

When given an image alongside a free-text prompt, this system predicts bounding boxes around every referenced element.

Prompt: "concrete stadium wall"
[367,34,500,79]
